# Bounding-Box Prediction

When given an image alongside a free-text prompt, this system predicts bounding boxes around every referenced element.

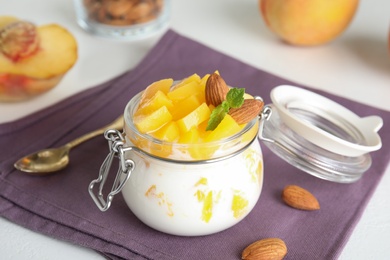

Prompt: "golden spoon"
[14,115,124,175]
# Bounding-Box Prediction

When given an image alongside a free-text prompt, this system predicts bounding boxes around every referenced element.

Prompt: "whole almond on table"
[282,185,320,211]
[229,99,264,124]
[242,238,287,260]
[205,73,230,106]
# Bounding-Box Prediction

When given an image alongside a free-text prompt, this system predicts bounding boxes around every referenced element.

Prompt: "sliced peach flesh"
[0,24,78,79]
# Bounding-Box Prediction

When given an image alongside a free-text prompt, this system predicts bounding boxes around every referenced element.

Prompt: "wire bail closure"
[88,129,134,211]
[257,105,273,143]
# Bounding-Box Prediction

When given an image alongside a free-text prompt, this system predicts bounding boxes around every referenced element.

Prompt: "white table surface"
[1,0,389,259]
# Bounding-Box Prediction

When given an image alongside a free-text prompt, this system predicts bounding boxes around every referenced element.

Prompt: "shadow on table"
[342,34,390,74]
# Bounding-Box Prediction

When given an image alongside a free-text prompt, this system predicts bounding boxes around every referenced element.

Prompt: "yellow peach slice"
[170,95,201,121]
[138,78,173,107]
[198,73,210,101]
[152,121,180,142]
[179,128,214,160]
[132,136,173,158]
[244,93,254,99]
[171,73,200,90]
[204,114,241,142]
[197,120,210,139]
[135,90,173,116]
[176,103,211,133]
[199,73,210,88]
[134,106,172,133]
[231,193,248,218]
[179,127,200,144]
[167,81,202,102]
[149,121,180,158]
[240,121,259,144]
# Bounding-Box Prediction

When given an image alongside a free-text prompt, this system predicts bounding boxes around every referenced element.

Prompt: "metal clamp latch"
[88,129,134,211]
[257,104,274,143]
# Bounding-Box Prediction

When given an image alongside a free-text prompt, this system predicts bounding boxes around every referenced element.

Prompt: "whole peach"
[259,0,359,46]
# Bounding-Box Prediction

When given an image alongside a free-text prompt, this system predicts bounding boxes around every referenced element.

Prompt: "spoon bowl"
[14,116,124,175]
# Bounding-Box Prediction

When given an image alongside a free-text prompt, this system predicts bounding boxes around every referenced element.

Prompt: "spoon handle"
[67,116,124,149]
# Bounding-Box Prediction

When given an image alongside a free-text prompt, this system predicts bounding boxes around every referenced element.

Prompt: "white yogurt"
[121,138,263,236]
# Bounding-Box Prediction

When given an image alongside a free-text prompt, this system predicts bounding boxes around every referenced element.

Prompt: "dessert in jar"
[89,72,266,236]
[89,71,383,235]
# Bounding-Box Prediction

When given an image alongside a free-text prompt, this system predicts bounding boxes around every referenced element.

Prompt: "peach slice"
[151,121,180,142]
[134,105,173,133]
[171,73,201,90]
[167,80,202,102]
[204,114,242,142]
[135,90,173,116]
[176,103,211,133]
[0,23,77,78]
[170,95,201,121]
[150,121,180,158]
[138,78,173,107]
[0,16,78,102]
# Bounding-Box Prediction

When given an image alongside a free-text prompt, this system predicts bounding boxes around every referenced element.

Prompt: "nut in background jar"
[84,0,164,26]
[74,0,170,39]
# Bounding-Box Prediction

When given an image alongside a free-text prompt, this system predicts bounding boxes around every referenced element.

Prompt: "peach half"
[0,16,78,102]
[259,0,359,46]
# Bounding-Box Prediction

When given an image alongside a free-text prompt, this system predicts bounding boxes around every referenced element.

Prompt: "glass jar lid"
[259,85,383,183]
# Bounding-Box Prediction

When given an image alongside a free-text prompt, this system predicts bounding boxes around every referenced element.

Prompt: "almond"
[242,238,287,260]
[228,99,264,124]
[205,73,229,106]
[282,185,320,211]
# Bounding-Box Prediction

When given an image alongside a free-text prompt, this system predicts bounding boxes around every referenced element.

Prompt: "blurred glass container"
[73,0,170,40]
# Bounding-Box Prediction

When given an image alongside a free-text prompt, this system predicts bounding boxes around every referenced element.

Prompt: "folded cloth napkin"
[1,29,389,260]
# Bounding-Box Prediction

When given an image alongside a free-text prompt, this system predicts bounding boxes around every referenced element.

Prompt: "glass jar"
[89,91,264,236]
[73,0,170,39]
[89,84,383,236]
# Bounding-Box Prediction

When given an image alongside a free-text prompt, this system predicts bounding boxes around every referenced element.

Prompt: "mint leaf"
[206,101,229,131]
[206,87,246,131]
[226,88,245,108]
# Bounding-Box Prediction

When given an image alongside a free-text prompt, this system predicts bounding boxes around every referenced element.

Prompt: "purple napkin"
[1,30,389,260]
